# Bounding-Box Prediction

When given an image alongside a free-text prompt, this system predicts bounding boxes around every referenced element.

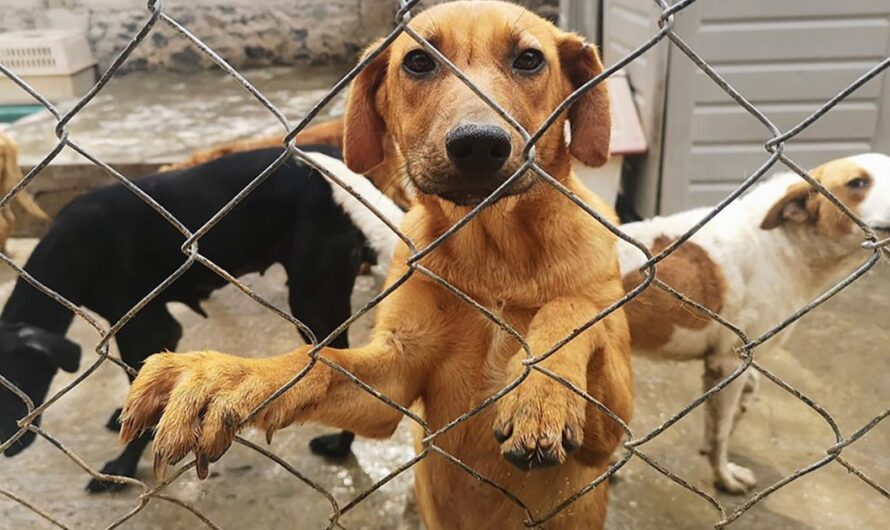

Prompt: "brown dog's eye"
[847,177,870,189]
[513,49,545,73]
[403,50,437,76]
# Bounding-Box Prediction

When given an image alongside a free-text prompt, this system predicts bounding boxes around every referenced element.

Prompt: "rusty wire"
[0,0,889,528]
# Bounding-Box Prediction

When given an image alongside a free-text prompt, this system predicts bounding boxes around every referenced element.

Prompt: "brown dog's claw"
[153,453,168,480]
[495,371,586,471]
[195,454,210,480]
[561,425,582,453]
[493,422,513,443]
[266,428,275,445]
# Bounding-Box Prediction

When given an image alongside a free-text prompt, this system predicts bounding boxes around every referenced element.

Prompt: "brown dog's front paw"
[494,373,586,471]
[120,351,304,480]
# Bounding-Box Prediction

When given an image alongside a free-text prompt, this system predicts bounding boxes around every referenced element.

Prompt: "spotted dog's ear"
[344,39,391,174]
[558,33,611,168]
[760,181,816,230]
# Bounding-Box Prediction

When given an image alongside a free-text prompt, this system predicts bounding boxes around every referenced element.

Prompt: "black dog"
[0,146,400,491]
[0,322,81,453]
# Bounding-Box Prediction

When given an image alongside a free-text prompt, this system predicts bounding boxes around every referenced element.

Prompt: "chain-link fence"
[1,0,889,528]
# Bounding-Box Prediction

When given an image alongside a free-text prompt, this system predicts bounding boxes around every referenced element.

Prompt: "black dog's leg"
[88,432,153,493]
[287,230,362,459]
[105,407,122,432]
[87,306,182,493]
[309,430,356,459]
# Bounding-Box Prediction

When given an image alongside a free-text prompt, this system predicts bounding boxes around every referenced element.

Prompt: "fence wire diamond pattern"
[1,0,889,528]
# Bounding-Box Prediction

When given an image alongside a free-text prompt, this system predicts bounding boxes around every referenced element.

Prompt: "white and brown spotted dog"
[619,153,890,494]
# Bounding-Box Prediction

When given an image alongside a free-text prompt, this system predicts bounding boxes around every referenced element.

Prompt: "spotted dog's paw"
[715,462,757,494]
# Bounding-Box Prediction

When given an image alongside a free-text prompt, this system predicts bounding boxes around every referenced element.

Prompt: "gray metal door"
[560,0,601,42]
[603,0,890,215]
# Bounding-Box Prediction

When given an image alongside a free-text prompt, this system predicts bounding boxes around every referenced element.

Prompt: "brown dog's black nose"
[446,124,511,175]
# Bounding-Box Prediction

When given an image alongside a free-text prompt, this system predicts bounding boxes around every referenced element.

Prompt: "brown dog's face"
[343,1,611,206]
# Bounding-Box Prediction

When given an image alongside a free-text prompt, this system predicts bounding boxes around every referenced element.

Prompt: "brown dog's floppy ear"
[344,39,390,174]
[559,34,611,168]
[760,181,816,230]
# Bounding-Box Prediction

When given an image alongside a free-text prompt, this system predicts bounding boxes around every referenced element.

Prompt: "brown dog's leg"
[578,326,633,468]
[493,297,629,470]
[119,337,423,478]
[0,207,13,253]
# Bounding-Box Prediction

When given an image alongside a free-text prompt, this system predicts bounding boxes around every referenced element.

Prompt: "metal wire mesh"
[1,0,888,528]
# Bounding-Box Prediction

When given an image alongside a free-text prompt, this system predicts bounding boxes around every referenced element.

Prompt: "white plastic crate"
[0,30,97,105]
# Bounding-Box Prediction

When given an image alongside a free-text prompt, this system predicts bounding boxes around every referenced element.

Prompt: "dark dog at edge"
[0,145,402,492]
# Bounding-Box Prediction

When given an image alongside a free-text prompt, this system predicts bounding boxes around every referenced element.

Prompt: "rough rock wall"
[419,0,559,21]
[0,0,560,72]
[0,0,392,72]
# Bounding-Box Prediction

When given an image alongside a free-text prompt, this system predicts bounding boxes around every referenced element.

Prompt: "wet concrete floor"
[6,66,350,167]
[0,237,888,529]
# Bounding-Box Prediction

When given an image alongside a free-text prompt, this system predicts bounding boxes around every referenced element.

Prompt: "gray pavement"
[5,66,350,167]
[0,237,887,529]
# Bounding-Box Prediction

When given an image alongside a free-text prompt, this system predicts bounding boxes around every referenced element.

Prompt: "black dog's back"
[0,146,369,474]
[2,146,352,333]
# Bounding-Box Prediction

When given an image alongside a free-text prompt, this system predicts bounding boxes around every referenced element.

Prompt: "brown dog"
[158,117,414,210]
[157,118,345,172]
[121,2,632,528]
[0,131,50,252]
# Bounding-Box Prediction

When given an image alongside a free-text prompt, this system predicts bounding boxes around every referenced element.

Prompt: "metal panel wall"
[559,0,601,42]
[659,1,890,213]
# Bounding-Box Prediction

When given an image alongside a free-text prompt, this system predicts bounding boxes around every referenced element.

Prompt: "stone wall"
[0,0,560,72]
[0,0,393,72]
[421,0,559,21]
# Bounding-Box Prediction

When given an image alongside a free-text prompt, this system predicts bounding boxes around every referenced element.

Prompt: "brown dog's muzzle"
[446,123,512,175]
[438,122,515,204]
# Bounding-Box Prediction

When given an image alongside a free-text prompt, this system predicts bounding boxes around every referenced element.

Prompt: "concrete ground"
[7,66,350,167]
[3,66,351,237]
[0,236,888,530]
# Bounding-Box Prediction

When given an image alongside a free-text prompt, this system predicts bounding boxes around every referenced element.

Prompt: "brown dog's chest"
[413,302,530,423]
